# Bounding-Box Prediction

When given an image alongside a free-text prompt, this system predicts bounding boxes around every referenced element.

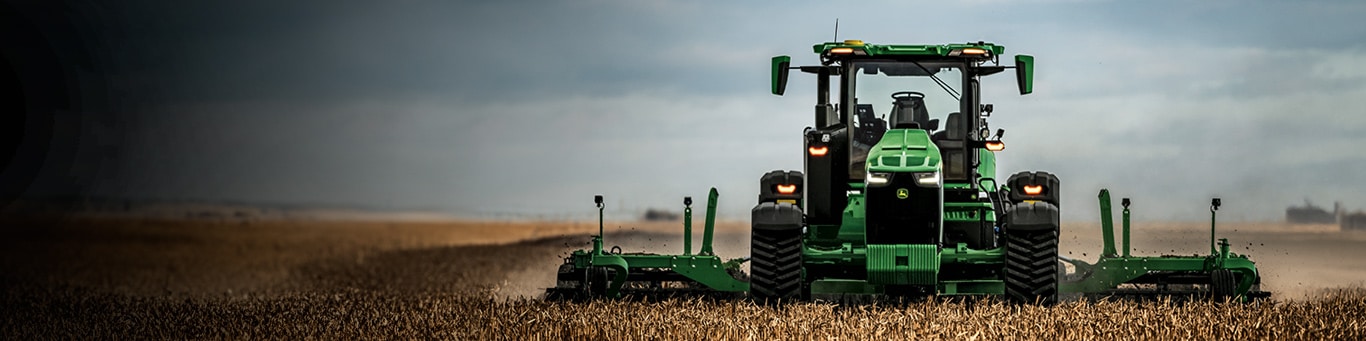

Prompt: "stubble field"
[2,216,1364,339]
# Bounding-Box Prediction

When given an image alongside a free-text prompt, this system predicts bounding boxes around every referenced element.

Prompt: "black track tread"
[1005,229,1058,305]
[750,219,802,302]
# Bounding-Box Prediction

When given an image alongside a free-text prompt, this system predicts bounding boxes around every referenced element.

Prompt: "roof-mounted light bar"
[948,47,991,57]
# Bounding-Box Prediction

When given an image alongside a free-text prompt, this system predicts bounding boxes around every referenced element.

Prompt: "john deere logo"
[896,188,909,199]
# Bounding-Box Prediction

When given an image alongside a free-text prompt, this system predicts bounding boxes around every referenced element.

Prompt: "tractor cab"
[846,60,970,183]
[771,40,1037,247]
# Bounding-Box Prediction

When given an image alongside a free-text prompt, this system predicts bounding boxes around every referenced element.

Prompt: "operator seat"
[932,112,962,141]
[933,112,967,180]
[890,95,931,130]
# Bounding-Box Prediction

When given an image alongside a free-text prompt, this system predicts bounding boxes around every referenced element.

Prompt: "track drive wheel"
[1210,269,1236,302]
[750,202,803,303]
[1004,200,1060,305]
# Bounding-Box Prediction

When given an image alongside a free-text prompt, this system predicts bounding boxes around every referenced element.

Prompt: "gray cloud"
[92,1,778,104]
[11,0,1366,222]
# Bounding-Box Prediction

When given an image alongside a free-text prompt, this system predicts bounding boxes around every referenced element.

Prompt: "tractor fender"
[752,202,803,231]
[1007,201,1059,232]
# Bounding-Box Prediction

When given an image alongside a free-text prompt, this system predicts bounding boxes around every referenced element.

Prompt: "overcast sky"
[6,0,1366,221]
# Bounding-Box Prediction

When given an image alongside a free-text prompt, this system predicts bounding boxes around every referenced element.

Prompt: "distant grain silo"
[1286,200,1337,224]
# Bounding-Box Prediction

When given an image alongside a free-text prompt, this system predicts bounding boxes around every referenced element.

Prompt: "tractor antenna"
[833,18,839,42]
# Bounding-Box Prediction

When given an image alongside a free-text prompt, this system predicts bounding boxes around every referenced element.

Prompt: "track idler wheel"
[1004,201,1060,305]
[750,202,804,303]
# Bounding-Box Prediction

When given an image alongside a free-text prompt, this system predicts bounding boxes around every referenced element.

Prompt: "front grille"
[864,173,942,245]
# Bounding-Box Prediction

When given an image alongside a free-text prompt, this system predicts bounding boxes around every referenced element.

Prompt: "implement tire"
[586,266,610,298]
[1211,269,1236,302]
[751,202,804,303]
[1005,201,1060,305]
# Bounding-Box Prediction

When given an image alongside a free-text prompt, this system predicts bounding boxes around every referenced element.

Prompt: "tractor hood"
[866,129,940,173]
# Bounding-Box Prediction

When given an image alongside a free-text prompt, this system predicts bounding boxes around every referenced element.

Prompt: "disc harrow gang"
[544,189,750,301]
[1058,190,1270,302]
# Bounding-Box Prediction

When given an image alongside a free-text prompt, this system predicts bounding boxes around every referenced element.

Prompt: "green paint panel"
[944,202,995,223]
[867,129,939,173]
[944,210,974,222]
[977,149,997,190]
[867,244,940,285]
[771,55,791,95]
[837,193,867,243]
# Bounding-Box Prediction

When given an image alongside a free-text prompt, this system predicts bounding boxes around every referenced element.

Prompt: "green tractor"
[751,40,1062,303]
[545,40,1268,304]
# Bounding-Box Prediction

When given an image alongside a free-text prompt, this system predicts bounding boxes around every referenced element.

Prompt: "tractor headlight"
[866,172,891,187]
[913,171,940,187]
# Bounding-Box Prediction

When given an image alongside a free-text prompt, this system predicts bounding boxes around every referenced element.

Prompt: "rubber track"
[750,229,802,301]
[1005,229,1058,304]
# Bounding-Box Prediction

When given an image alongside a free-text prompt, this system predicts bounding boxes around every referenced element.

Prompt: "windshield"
[848,61,965,179]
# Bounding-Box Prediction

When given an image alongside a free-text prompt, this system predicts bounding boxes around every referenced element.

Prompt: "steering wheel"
[892,91,924,101]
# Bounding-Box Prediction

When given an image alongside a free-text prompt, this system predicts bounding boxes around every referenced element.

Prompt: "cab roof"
[812,40,1005,59]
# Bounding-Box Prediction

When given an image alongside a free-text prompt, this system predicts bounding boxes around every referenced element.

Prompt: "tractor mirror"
[1014,54,1034,95]
[772,55,791,96]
